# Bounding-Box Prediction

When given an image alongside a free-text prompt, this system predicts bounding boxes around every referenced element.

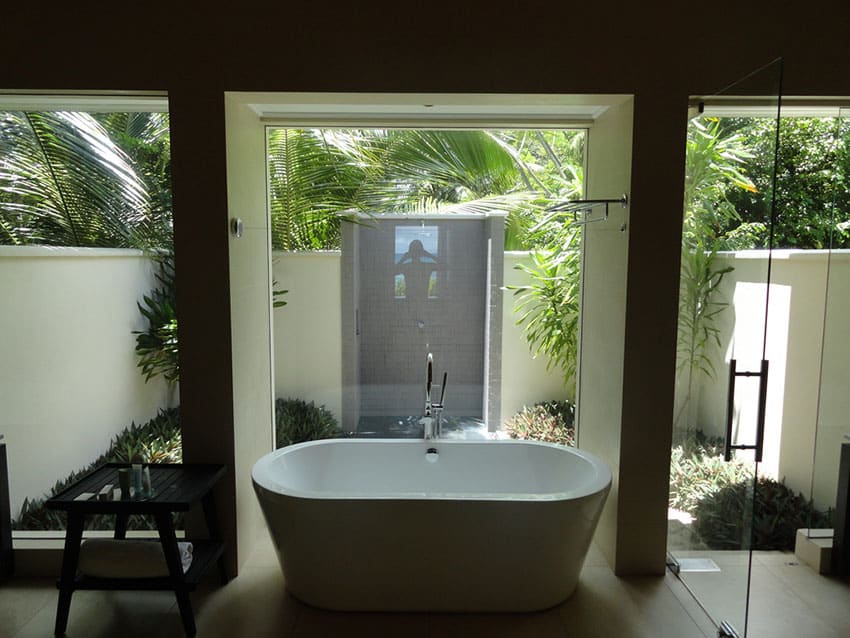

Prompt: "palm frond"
[0,111,154,247]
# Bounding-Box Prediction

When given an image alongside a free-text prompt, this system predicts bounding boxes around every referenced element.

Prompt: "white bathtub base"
[252,439,611,612]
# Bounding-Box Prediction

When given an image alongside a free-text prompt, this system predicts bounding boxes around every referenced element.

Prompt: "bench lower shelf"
[62,539,225,591]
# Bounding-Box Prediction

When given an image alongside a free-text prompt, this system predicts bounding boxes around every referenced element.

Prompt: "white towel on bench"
[78,539,193,578]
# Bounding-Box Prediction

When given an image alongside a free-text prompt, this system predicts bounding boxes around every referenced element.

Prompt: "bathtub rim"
[252,438,612,503]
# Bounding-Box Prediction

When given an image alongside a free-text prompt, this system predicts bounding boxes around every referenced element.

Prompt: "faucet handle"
[438,371,447,407]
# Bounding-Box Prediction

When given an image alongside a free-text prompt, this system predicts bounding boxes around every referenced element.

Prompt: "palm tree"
[267,126,588,388]
[266,128,583,251]
[0,110,167,249]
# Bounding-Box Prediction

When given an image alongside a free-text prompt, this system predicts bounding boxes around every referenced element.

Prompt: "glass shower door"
[809,107,850,575]
[668,60,783,638]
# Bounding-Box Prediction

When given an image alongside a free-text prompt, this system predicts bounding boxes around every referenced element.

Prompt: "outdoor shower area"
[340,214,505,436]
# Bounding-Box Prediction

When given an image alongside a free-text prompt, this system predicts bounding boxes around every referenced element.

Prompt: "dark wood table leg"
[54,512,84,636]
[155,511,196,637]
[114,512,128,539]
[201,491,229,584]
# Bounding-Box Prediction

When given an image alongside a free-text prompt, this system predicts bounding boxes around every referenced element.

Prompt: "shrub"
[669,444,752,514]
[275,398,340,448]
[692,477,832,551]
[504,400,575,446]
[134,256,179,384]
[14,408,182,531]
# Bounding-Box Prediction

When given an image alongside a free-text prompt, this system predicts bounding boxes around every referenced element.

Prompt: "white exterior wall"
[693,249,850,509]
[272,252,344,422]
[224,94,276,568]
[0,246,172,518]
[271,251,568,428]
[500,252,571,417]
[6,245,842,519]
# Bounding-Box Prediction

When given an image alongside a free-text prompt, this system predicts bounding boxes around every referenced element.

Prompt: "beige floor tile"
[293,607,429,638]
[428,610,564,638]
[192,566,300,637]
[12,589,183,638]
[677,566,750,631]
[0,577,54,638]
[583,542,608,567]
[558,567,646,637]
[661,573,718,637]
[758,562,850,637]
[618,574,713,638]
[751,549,797,566]
[557,566,707,638]
[242,526,279,570]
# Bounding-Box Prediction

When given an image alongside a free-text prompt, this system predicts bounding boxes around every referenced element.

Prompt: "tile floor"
[673,550,850,637]
[3,531,848,637]
[2,529,715,638]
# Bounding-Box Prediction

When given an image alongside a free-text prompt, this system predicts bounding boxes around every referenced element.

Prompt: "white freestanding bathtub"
[252,438,611,612]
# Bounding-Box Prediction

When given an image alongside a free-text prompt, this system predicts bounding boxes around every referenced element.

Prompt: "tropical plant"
[674,118,756,432]
[14,408,182,531]
[266,128,586,252]
[274,397,341,448]
[504,400,576,446]
[267,128,363,251]
[669,441,753,514]
[509,239,582,389]
[134,254,179,384]
[724,116,850,250]
[496,129,584,249]
[95,111,173,248]
[692,476,832,551]
[0,111,168,249]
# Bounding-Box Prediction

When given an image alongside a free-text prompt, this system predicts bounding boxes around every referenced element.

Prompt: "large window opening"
[0,94,177,534]
[267,125,589,446]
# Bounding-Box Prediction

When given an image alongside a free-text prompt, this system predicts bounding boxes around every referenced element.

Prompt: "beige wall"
[3,1,850,577]
[693,250,850,510]
[273,252,344,421]
[0,247,172,517]
[224,95,275,570]
[576,98,634,570]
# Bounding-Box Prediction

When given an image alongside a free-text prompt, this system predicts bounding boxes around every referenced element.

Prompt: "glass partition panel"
[810,108,850,569]
[668,60,782,637]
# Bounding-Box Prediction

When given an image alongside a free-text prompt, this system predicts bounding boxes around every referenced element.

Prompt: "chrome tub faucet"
[422,352,447,440]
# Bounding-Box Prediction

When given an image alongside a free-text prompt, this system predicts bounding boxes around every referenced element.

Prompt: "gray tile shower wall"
[342,216,504,428]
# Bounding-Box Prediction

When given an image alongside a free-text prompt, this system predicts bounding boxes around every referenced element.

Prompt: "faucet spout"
[425,352,433,416]
[423,352,446,440]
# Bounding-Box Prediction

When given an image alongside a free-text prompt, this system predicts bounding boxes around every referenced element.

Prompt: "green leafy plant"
[675,118,756,432]
[14,409,182,531]
[692,477,832,551]
[0,111,166,249]
[509,238,581,390]
[274,397,341,448]
[134,255,179,384]
[504,400,575,446]
[669,444,753,514]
